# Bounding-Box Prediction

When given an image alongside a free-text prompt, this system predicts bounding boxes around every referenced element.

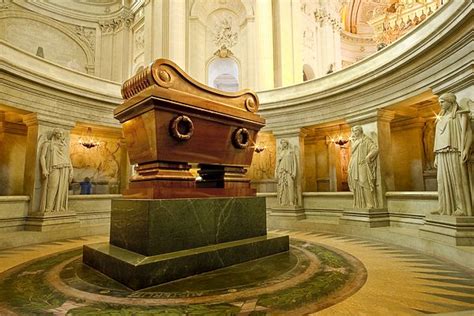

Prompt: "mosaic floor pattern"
[0,231,473,315]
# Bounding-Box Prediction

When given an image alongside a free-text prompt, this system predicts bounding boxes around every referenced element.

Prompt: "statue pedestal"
[270,206,306,220]
[83,197,289,290]
[420,215,474,246]
[340,208,389,228]
[24,212,80,231]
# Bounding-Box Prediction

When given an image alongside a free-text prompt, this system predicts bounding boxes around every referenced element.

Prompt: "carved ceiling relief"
[134,27,144,51]
[72,25,96,55]
[212,16,238,58]
[314,8,343,31]
[0,0,10,10]
[0,4,96,74]
[99,10,133,34]
[369,0,441,45]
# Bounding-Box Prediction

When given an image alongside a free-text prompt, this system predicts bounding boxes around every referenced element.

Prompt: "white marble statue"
[275,139,298,206]
[432,93,472,216]
[39,128,73,213]
[347,125,379,209]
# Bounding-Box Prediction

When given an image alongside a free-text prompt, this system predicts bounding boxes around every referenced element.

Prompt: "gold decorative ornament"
[245,97,257,112]
[232,128,250,149]
[169,115,194,141]
[158,69,171,83]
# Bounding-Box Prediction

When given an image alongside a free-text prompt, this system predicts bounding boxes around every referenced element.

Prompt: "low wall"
[69,194,120,227]
[260,191,437,229]
[302,192,352,223]
[0,195,119,230]
[0,196,29,232]
[386,191,438,229]
[262,191,474,269]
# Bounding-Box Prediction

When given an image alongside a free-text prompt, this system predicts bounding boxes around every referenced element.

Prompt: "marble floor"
[0,230,473,315]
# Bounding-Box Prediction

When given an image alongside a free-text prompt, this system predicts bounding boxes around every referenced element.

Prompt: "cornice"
[22,113,75,129]
[0,40,121,127]
[0,40,121,103]
[340,30,375,44]
[12,0,126,24]
[0,9,96,66]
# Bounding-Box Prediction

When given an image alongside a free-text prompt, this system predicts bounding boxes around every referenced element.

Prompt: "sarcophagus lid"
[115,59,264,198]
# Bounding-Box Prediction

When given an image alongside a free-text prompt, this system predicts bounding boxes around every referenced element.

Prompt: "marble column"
[98,31,114,80]
[168,0,186,69]
[22,114,78,231]
[333,26,342,70]
[188,17,206,82]
[272,0,303,87]
[244,16,257,90]
[270,129,306,219]
[255,0,275,90]
[112,21,132,82]
[144,0,166,64]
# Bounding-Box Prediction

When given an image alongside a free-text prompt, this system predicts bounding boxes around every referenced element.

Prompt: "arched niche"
[0,10,95,74]
[207,56,240,92]
[188,0,255,87]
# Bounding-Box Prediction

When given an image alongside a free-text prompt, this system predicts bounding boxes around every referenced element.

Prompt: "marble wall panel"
[391,125,425,191]
[69,134,122,194]
[247,132,276,181]
[0,132,26,195]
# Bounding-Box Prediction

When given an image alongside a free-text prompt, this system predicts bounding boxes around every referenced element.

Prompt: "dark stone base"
[83,197,289,290]
[83,235,289,290]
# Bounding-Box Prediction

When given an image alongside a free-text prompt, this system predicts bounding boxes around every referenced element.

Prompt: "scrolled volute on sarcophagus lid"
[115,58,265,199]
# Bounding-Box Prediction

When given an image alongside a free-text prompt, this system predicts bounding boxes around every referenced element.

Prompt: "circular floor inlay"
[0,240,367,315]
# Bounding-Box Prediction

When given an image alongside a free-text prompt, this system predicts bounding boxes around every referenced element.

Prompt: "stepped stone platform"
[83,197,289,290]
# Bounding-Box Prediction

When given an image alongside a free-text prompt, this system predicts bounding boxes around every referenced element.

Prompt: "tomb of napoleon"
[82,59,289,290]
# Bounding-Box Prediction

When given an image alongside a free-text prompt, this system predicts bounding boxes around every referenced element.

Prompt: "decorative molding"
[0,0,11,10]
[213,46,233,58]
[314,8,343,31]
[73,25,96,52]
[340,30,375,44]
[213,17,238,50]
[134,27,144,51]
[99,9,133,34]
[0,9,96,73]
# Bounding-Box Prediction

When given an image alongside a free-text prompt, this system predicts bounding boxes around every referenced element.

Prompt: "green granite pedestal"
[83,197,289,290]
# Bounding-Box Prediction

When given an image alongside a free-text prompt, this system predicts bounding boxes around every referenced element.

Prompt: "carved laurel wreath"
[232,127,250,149]
[169,115,194,141]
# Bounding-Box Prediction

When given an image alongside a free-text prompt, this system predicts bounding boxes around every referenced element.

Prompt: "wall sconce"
[254,144,266,153]
[333,135,349,147]
[250,138,266,153]
[331,125,349,147]
[79,127,100,149]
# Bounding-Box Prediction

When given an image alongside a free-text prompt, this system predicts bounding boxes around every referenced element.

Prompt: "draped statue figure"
[39,128,73,213]
[348,126,379,209]
[432,93,472,216]
[275,139,298,206]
